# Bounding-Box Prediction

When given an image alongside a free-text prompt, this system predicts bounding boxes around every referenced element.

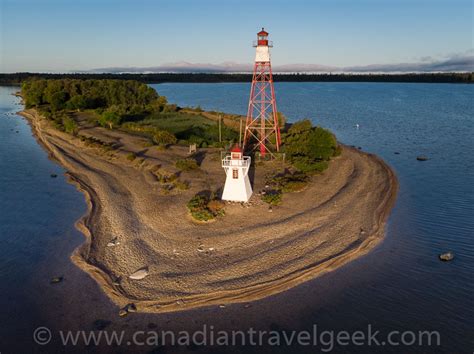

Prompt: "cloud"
[89,61,252,73]
[88,52,474,74]
[343,53,474,73]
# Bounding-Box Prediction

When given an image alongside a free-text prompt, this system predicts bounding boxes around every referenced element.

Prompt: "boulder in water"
[50,276,64,284]
[416,156,429,161]
[439,251,454,261]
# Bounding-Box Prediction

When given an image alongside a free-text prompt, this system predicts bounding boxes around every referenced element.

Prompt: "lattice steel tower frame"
[243,28,281,156]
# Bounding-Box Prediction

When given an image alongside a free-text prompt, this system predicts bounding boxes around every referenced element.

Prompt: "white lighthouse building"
[221,146,252,202]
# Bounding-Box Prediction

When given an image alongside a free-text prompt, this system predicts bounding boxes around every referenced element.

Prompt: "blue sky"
[1,0,473,72]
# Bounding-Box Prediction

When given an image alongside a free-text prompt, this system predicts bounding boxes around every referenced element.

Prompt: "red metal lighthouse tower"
[243,28,281,156]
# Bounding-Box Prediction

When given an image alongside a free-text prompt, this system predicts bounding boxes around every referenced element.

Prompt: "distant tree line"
[2,72,473,85]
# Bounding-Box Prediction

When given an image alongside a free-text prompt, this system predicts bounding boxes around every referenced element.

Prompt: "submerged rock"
[93,319,112,330]
[50,174,58,178]
[129,267,149,280]
[126,303,137,313]
[439,251,454,261]
[416,156,429,161]
[50,276,64,284]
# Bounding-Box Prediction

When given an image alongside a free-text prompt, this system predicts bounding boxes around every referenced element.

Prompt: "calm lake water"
[0,83,473,353]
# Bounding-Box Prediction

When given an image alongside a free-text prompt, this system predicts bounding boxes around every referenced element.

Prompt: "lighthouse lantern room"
[221,146,252,202]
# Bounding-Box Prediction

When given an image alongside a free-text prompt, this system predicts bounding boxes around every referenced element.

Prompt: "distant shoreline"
[17,106,398,314]
[2,72,473,85]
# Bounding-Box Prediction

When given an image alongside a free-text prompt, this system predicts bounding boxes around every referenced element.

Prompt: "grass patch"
[187,193,225,221]
[261,170,309,205]
[266,170,309,192]
[79,135,116,151]
[261,190,282,206]
[173,180,189,190]
[153,170,178,184]
[128,112,238,147]
[175,158,199,171]
[292,158,329,173]
[126,152,137,161]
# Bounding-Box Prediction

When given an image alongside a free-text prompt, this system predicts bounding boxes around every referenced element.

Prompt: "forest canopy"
[22,78,161,114]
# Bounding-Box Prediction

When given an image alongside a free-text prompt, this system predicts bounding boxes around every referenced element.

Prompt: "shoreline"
[19,108,398,314]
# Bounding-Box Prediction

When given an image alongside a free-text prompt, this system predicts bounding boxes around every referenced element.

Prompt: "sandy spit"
[19,109,398,314]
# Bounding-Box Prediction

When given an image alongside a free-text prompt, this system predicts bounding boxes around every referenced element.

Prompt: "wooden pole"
[239,117,243,147]
[219,115,222,143]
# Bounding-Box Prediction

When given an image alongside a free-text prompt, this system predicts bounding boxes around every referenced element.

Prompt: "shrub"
[261,190,282,205]
[175,158,199,171]
[207,199,225,216]
[267,170,309,192]
[154,170,177,184]
[292,157,329,173]
[153,130,177,146]
[276,111,287,128]
[281,180,307,192]
[282,119,339,173]
[187,194,225,221]
[62,116,78,135]
[334,145,343,157]
[173,180,189,191]
[126,152,136,161]
[163,104,178,113]
[98,111,122,129]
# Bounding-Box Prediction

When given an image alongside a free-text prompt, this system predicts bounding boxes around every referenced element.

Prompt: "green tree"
[22,79,46,107]
[62,116,78,135]
[50,91,67,112]
[66,95,88,111]
[98,111,122,129]
[282,119,338,172]
[276,112,287,128]
[44,80,65,104]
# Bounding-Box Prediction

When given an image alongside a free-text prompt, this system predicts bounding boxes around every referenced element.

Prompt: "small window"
[232,169,238,179]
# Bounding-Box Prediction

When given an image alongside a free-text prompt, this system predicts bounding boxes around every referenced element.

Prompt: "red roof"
[230,145,242,153]
[257,28,268,36]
